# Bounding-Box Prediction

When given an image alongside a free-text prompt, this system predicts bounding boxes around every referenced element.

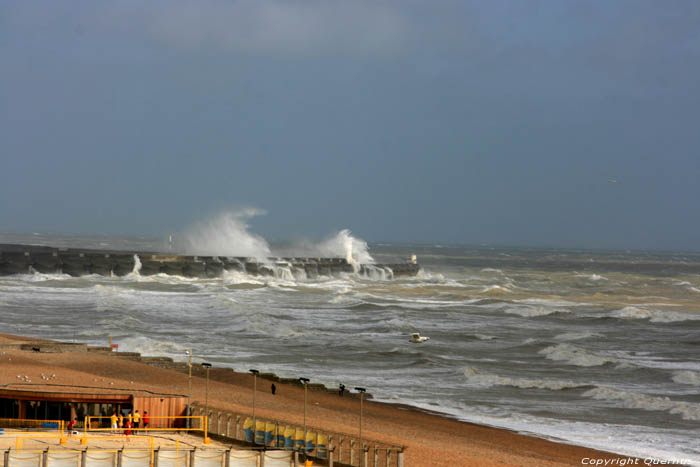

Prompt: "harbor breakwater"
[0,243,420,278]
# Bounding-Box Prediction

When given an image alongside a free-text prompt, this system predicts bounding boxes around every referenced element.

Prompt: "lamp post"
[250,369,259,442]
[185,350,192,429]
[201,362,212,443]
[299,377,310,453]
[355,387,366,467]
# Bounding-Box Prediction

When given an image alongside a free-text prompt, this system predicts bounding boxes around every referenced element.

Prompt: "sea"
[1,229,699,465]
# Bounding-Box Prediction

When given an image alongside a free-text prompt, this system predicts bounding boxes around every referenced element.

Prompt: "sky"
[1,0,699,250]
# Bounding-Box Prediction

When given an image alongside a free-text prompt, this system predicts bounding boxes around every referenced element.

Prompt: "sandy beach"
[0,334,637,466]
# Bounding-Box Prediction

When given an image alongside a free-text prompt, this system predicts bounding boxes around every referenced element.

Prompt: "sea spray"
[316,229,374,266]
[181,210,272,259]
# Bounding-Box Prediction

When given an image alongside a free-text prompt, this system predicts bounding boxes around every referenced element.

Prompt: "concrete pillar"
[235,416,240,440]
[81,449,87,467]
[362,446,368,467]
[226,415,232,437]
[374,446,378,467]
[117,449,123,467]
[224,449,230,467]
[217,412,221,435]
[397,449,404,467]
[338,437,344,464]
[42,449,48,467]
[259,450,264,467]
[154,448,159,467]
[189,449,195,467]
[329,447,334,467]
[4,449,10,467]
[350,440,355,466]
[293,451,299,467]
[386,449,391,467]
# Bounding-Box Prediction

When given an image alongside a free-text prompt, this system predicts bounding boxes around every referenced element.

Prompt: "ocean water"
[1,231,699,464]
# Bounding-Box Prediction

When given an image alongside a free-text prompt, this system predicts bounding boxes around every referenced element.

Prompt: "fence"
[0,448,295,467]
[190,403,405,467]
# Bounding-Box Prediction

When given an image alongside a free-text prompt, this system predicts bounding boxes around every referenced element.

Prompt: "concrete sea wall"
[0,244,420,278]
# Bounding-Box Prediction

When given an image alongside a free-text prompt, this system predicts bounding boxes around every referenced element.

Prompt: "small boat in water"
[409,332,430,343]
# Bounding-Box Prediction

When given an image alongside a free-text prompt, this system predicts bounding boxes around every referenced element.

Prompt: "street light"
[201,362,212,443]
[299,377,310,453]
[185,350,192,429]
[355,387,366,467]
[250,369,259,443]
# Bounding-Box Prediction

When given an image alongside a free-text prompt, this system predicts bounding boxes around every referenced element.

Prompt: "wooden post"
[42,448,48,467]
[81,449,87,467]
[117,449,123,467]
[189,448,195,467]
[225,448,230,467]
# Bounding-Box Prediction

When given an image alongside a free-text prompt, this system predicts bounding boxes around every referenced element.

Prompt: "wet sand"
[0,334,630,466]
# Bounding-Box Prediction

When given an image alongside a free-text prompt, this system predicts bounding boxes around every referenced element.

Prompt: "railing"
[190,402,405,467]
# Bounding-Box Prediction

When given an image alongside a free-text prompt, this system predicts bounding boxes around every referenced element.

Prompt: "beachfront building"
[0,387,186,428]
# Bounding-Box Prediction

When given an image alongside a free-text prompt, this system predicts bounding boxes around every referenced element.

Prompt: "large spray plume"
[181,209,272,259]
[180,210,374,264]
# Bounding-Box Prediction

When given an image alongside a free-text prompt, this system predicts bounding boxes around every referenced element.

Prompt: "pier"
[0,244,420,278]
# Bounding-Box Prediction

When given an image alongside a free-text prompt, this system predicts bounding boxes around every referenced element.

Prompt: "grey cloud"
[147,0,406,57]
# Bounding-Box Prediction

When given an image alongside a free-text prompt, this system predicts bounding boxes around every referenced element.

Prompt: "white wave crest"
[672,370,700,386]
[611,306,700,323]
[554,332,604,341]
[119,336,191,359]
[575,273,608,281]
[539,343,618,367]
[505,306,570,317]
[481,285,512,294]
[463,366,583,390]
[583,386,700,421]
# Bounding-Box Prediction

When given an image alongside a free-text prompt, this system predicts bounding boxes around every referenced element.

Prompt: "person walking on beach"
[110,412,118,433]
[339,384,345,397]
[67,418,76,437]
[271,383,276,395]
[133,410,141,431]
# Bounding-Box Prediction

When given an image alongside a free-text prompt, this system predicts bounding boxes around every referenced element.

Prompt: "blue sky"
[1,1,699,249]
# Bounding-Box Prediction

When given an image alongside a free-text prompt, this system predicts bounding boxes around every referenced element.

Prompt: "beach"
[0,334,635,466]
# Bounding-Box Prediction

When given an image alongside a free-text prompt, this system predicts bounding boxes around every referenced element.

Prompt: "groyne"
[0,244,420,278]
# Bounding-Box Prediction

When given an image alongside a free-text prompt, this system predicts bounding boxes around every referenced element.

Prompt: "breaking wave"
[539,343,619,367]
[611,306,700,323]
[463,366,587,390]
[672,370,700,387]
[505,306,570,317]
[583,386,700,421]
